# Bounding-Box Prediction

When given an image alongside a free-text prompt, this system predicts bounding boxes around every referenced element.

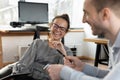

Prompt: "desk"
[84,38,108,44]
[84,38,109,67]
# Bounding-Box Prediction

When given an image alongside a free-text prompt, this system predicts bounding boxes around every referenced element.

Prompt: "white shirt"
[104,62,120,80]
[108,31,120,69]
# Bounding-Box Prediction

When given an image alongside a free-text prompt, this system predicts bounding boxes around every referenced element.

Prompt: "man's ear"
[101,8,110,21]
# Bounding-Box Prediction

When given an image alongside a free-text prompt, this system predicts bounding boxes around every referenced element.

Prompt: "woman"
[0,14,73,80]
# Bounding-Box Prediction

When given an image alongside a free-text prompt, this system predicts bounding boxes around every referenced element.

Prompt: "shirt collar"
[112,31,120,49]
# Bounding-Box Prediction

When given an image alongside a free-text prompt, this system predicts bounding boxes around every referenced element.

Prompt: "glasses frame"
[52,23,67,33]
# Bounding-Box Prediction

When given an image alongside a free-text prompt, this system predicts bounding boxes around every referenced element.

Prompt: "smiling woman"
[0,14,73,80]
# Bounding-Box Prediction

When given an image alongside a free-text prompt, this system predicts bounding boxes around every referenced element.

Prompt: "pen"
[57,50,73,63]
[43,64,50,70]
[57,50,66,57]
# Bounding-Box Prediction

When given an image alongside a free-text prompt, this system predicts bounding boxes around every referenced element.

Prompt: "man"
[47,0,120,80]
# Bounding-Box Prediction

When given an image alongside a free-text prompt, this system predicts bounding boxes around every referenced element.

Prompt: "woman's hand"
[50,40,67,56]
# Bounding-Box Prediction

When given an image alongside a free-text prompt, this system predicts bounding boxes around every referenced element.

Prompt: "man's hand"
[64,56,85,71]
[47,64,64,80]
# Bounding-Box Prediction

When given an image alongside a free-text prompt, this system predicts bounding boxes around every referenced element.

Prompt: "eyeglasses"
[52,23,67,32]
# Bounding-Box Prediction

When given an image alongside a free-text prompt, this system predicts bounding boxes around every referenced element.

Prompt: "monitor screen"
[18,1,48,24]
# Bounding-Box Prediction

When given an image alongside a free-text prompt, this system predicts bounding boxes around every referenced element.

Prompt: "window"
[0,0,18,27]
[0,0,48,28]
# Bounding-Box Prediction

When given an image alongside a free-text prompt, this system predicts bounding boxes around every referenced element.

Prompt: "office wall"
[2,36,33,63]
[2,35,47,63]
[65,32,85,56]
[65,31,96,58]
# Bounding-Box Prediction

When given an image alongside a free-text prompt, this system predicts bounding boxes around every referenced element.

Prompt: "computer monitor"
[18,1,48,24]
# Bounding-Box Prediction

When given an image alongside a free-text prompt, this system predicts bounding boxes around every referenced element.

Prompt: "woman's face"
[50,18,68,41]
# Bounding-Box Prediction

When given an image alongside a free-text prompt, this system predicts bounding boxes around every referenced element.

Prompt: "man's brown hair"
[91,0,120,13]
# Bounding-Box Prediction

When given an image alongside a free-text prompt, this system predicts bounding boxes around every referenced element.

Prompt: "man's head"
[83,0,120,37]
[91,0,120,17]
